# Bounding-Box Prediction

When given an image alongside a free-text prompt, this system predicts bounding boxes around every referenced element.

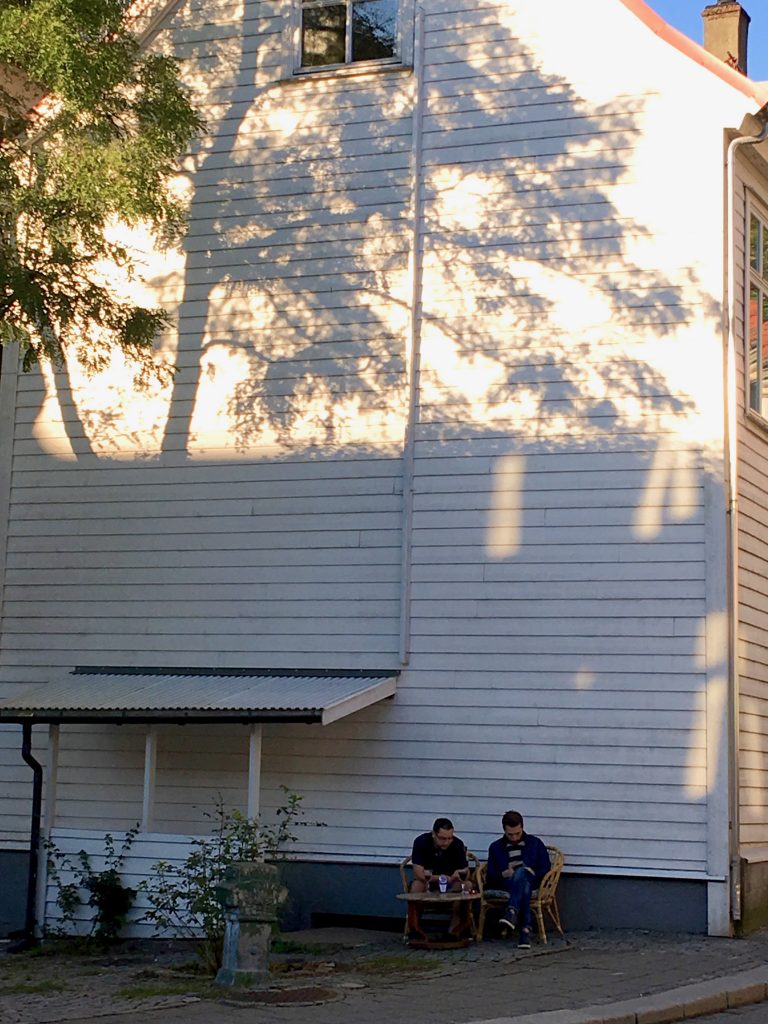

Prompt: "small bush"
[44,826,139,942]
[140,790,319,973]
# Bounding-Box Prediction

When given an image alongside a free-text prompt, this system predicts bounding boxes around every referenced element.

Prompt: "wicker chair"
[475,845,565,943]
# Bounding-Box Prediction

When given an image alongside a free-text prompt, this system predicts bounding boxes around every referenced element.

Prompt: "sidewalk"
[3,926,768,1024]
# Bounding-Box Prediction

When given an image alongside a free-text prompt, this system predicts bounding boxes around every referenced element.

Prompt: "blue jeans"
[503,867,532,930]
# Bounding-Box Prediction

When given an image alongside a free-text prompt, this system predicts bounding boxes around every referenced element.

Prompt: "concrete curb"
[468,965,768,1024]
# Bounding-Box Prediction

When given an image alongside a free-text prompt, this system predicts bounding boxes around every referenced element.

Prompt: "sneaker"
[499,908,517,931]
[517,929,531,949]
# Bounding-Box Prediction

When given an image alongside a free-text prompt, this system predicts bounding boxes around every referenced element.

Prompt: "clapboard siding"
[0,0,758,911]
[735,157,768,851]
[245,0,732,879]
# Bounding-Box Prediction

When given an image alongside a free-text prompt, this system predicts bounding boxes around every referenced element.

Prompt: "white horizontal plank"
[2,631,399,655]
[265,753,704,788]
[5,576,399,600]
[12,491,401,521]
[5,562,401,587]
[3,618,399,641]
[6,548,401,572]
[2,658,396,679]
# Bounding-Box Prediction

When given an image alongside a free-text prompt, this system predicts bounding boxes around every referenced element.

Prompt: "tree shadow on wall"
[155,5,718,455]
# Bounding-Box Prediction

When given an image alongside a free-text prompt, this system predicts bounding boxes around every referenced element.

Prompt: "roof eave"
[0,709,324,725]
[619,0,768,108]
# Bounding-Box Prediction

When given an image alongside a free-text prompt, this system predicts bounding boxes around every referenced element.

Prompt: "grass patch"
[114,981,215,1001]
[357,954,440,975]
[167,961,211,976]
[0,980,68,995]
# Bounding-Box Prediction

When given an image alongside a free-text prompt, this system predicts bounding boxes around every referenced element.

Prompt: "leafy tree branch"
[0,0,203,377]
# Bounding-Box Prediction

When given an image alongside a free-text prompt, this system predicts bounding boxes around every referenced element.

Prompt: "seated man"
[487,810,550,949]
[409,817,470,938]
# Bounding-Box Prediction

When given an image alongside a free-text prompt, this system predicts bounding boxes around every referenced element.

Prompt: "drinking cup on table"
[423,869,432,889]
[438,874,448,893]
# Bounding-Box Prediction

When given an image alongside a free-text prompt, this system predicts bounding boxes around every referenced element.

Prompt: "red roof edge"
[618,0,768,108]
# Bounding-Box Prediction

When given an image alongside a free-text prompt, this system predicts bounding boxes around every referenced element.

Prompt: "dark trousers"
[503,866,533,930]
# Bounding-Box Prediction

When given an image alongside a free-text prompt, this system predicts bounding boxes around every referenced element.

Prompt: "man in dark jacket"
[486,810,550,948]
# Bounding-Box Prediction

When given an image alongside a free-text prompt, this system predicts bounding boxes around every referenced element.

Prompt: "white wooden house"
[2,0,768,937]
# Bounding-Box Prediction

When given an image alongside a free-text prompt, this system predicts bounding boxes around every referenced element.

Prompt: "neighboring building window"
[300,0,398,69]
[748,208,768,418]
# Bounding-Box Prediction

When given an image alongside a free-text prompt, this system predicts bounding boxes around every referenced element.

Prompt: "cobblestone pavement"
[3,927,768,1024]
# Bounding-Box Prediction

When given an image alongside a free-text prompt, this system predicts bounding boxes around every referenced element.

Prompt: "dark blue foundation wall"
[276,862,708,935]
[0,851,27,936]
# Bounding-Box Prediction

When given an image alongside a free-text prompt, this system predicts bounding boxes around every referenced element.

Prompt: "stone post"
[214,861,287,988]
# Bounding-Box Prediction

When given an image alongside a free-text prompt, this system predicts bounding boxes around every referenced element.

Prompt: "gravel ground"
[2,927,768,1024]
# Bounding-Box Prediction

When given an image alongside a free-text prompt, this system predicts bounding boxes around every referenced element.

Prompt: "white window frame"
[745,195,768,425]
[287,0,413,76]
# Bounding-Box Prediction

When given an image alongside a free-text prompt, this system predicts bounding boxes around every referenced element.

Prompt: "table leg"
[407,901,428,942]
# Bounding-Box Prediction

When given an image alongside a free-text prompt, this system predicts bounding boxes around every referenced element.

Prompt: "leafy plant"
[140,791,316,973]
[0,0,203,377]
[44,825,139,941]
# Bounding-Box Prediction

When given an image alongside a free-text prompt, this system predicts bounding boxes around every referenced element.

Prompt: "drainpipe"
[724,117,768,922]
[12,722,43,950]
[399,5,425,665]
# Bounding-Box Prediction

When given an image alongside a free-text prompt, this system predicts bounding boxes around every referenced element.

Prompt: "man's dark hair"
[502,810,524,829]
[432,817,454,834]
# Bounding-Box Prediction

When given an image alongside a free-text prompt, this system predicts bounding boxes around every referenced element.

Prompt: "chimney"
[702,2,750,75]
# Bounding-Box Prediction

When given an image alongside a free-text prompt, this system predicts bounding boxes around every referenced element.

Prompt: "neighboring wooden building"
[2,0,768,936]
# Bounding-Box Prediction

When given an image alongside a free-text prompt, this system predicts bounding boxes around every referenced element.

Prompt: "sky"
[649,1,768,81]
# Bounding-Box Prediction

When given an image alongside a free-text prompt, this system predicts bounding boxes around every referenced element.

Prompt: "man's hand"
[501,867,514,879]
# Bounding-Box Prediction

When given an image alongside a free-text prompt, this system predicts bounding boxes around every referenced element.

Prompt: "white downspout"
[399,6,425,665]
[724,120,768,923]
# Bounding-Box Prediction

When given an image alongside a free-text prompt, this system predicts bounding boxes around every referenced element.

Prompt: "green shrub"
[45,827,139,941]
[140,790,316,973]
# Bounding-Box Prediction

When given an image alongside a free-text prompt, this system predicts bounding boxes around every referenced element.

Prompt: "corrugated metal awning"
[0,668,398,725]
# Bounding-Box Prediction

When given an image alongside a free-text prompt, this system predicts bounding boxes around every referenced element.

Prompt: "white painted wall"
[732,152,768,852]
[0,0,763,923]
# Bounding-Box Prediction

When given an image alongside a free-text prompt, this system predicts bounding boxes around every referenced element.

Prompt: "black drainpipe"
[12,722,43,951]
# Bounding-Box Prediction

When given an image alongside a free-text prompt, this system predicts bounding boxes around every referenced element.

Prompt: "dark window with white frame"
[748,206,768,419]
[300,0,398,69]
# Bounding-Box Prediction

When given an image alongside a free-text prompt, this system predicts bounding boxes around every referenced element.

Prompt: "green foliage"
[0,0,203,376]
[140,792,315,974]
[45,825,139,941]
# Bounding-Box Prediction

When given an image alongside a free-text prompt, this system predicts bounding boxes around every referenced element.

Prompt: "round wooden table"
[396,891,481,949]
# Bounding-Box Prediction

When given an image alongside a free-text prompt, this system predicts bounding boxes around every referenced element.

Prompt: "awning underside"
[0,669,398,725]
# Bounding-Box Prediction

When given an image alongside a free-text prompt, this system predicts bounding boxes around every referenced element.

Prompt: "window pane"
[751,214,760,272]
[352,0,396,61]
[750,284,760,411]
[762,292,768,415]
[302,4,346,66]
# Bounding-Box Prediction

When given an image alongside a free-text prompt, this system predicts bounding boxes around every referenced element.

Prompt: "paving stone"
[635,1004,685,1024]
[727,982,767,1008]
[681,991,728,1016]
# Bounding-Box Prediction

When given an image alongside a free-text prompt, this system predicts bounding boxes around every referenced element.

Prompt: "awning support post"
[35,724,59,935]
[141,726,157,832]
[247,724,262,820]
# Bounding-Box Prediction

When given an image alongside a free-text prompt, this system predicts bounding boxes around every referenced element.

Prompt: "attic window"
[748,208,768,419]
[300,0,398,69]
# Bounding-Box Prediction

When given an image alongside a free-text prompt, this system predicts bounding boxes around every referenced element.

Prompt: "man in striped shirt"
[486,810,550,949]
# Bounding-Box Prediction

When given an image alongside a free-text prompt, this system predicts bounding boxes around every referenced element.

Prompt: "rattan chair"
[475,845,565,943]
